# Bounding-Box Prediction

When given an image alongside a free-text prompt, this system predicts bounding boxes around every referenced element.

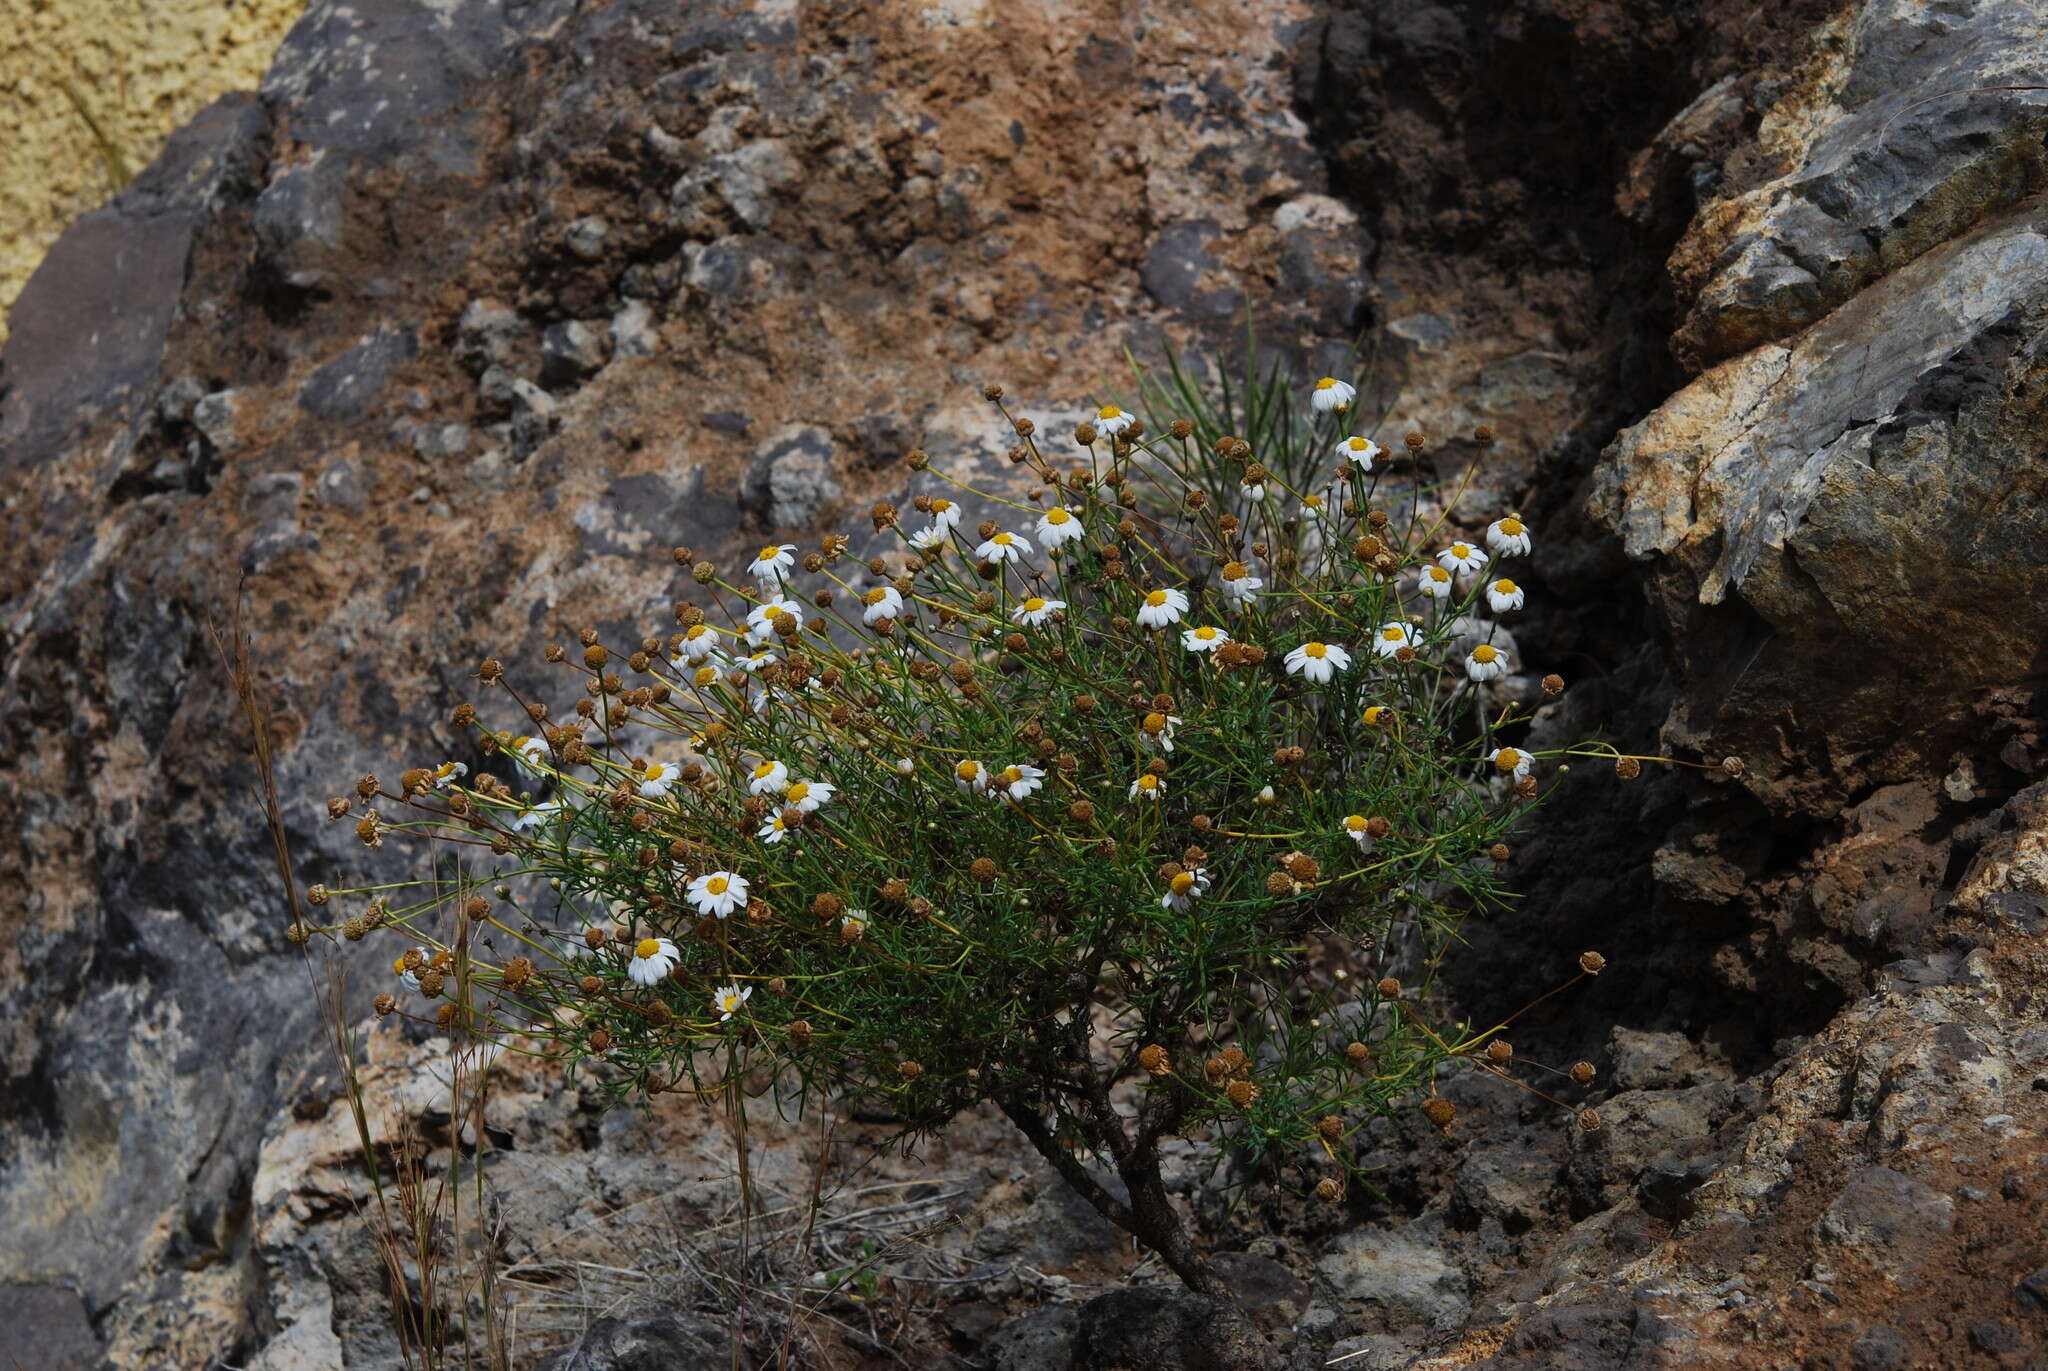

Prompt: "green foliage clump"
[320,356,1623,1306]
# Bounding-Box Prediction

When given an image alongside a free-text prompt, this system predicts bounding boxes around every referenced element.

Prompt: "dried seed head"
[1315,1178,1343,1203]
[1485,1040,1513,1065]
[898,1060,923,1080]
[356,774,381,800]
[1579,1109,1602,1132]
[502,957,534,989]
[1225,1079,1258,1108]
[1570,1061,1597,1086]
[417,971,446,998]
[1490,842,1511,862]
[579,975,603,995]
[1345,1041,1370,1066]
[1366,816,1391,838]
[907,896,934,918]
[1474,424,1494,445]
[1318,1115,1344,1142]
[906,449,929,471]
[881,878,909,904]
[810,892,845,920]
[306,883,330,907]
[1284,852,1320,883]
[983,383,1005,401]
[1376,976,1401,998]
[374,993,397,1017]
[1542,673,1565,696]
[693,560,717,583]
[477,658,504,684]
[969,857,998,884]
[1579,950,1607,975]
[584,644,608,670]
[1138,1044,1170,1075]
[1069,799,1096,823]
[589,1029,613,1052]
[1219,1046,1249,1075]
[1722,755,1745,778]
[1404,431,1424,452]
[1421,1097,1455,1130]
[286,921,313,946]
[1615,756,1642,780]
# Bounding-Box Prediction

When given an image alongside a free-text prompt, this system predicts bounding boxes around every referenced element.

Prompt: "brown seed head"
[1315,1178,1343,1203]
[1579,1109,1602,1132]
[1421,1097,1455,1130]
[1219,1045,1248,1075]
[881,878,909,904]
[356,773,381,800]
[1284,852,1320,883]
[693,560,717,583]
[1570,1061,1597,1086]
[1485,1040,1513,1065]
[583,644,608,670]
[374,993,397,1017]
[1377,976,1401,998]
[1068,799,1097,823]
[1138,1044,1170,1076]
[1579,950,1607,975]
[502,957,533,989]
[1265,870,1297,898]
[1542,673,1565,696]
[898,1060,923,1081]
[969,857,998,884]
[1318,1115,1344,1142]
[1225,1079,1258,1108]
[417,971,446,998]
[1490,842,1511,862]
[589,1029,613,1052]
[1615,756,1642,780]
[1722,755,1745,778]
[810,892,845,920]
[1345,1041,1370,1066]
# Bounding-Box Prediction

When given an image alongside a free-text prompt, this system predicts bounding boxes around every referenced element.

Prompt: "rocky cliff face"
[2,1,2043,1368]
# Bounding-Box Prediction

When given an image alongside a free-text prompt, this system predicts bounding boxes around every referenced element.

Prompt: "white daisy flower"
[1336,435,1381,469]
[1341,814,1373,848]
[860,585,904,625]
[1466,643,1507,682]
[687,871,749,918]
[1128,773,1166,802]
[393,948,427,993]
[746,597,805,645]
[1012,596,1066,628]
[758,812,791,845]
[431,761,468,790]
[1160,867,1211,911]
[1310,377,1356,413]
[1137,712,1182,753]
[910,525,949,551]
[637,760,681,799]
[976,530,1031,564]
[1037,506,1083,548]
[1219,561,1262,606]
[1437,542,1487,576]
[748,760,789,795]
[1486,578,1525,613]
[1371,622,1420,658]
[1417,565,1455,600]
[1255,784,1277,806]
[990,763,1045,802]
[1284,641,1353,683]
[1239,476,1267,502]
[1135,587,1189,630]
[677,622,721,663]
[736,648,778,673]
[512,735,549,776]
[1486,516,1532,557]
[782,779,834,813]
[1182,625,1229,653]
[627,936,679,987]
[894,756,915,776]
[927,498,964,533]
[954,760,990,795]
[509,798,562,832]
[840,911,868,941]
[1093,404,1134,437]
[1488,747,1533,780]
[749,543,797,583]
[712,983,752,1021]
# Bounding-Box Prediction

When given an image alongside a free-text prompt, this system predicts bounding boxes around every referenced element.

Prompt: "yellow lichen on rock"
[0,0,305,348]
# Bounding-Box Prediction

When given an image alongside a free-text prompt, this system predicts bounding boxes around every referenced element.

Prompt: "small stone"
[412,423,471,458]
[611,300,657,359]
[538,320,611,388]
[191,389,240,453]
[455,298,525,374]
[564,216,609,260]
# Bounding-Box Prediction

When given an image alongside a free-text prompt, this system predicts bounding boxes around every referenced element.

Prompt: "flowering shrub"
[314,361,1634,1345]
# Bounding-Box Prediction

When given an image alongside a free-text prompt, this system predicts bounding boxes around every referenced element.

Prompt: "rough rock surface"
[3,0,2046,1367]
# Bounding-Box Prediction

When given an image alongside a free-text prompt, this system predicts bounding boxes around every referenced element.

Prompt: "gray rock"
[1815,1166,1954,1288]
[454,298,526,374]
[1449,1148,1556,1234]
[156,376,205,427]
[1141,220,1241,320]
[298,326,418,422]
[315,459,367,514]
[565,216,611,260]
[611,300,658,360]
[1566,1083,1730,1210]
[741,425,841,529]
[1607,1027,1722,1092]
[1314,1223,1469,1333]
[0,1285,100,1371]
[1069,1285,1279,1371]
[537,1312,735,1371]
[412,423,471,458]
[478,366,557,420]
[988,1305,1080,1371]
[1849,1324,1907,1371]
[191,389,241,454]
[539,320,613,387]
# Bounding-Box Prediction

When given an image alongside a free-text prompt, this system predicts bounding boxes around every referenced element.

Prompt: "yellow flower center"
[1137,776,1158,791]
[1146,590,1169,607]
[392,956,409,975]
[513,735,531,749]
[1451,543,1472,558]
[1046,508,1070,524]
[1473,645,1497,663]
[1363,707,1386,726]
[993,533,1013,545]
[707,877,729,895]
[1346,437,1367,450]
[1000,767,1024,784]
[1022,597,1046,612]
[1097,405,1122,420]
[1315,377,1337,390]
[645,764,667,781]
[754,762,777,779]
[957,761,982,782]
[864,588,887,604]
[1171,872,1196,895]
[636,938,661,959]
[1344,815,1367,832]
[1381,627,1404,642]
[1304,642,1328,659]
[1195,627,1218,640]
[1142,712,1167,733]
[1500,517,1524,535]
[758,545,781,561]
[720,993,741,1012]
[1495,579,1517,594]
[694,667,717,686]
[786,782,810,802]
[932,499,952,513]
[1427,567,1449,583]
[1305,494,1323,509]
[1223,561,1248,579]
[1495,750,1523,772]
[435,762,458,777]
